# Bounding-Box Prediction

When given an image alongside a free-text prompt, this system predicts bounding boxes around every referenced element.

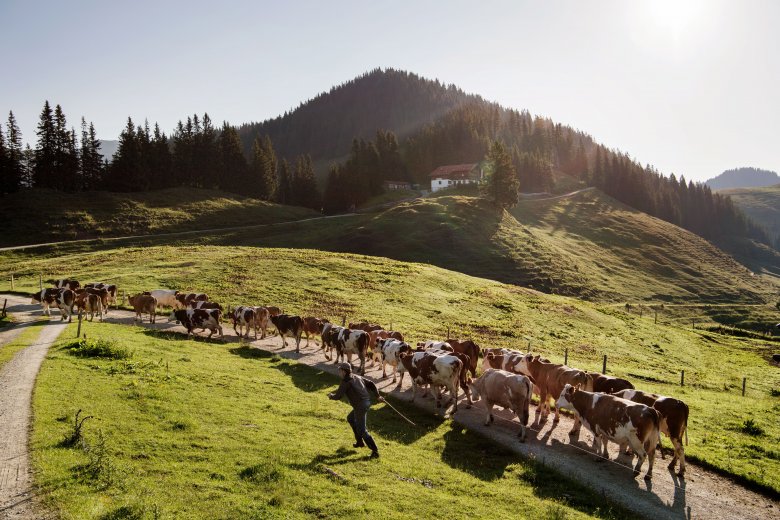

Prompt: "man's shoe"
[353,442,365,448]
[369,451,379,459]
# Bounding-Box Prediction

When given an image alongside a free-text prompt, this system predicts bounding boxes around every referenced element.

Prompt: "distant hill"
[705,167,780,190]
[720,184,780,248]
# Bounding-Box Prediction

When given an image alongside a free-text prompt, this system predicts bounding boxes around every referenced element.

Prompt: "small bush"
[60,409,93,448]
[740,419,765,437]
[66,337,131,360]
[83,429,118,489]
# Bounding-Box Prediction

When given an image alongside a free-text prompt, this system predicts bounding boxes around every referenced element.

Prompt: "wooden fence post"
[680,370,684,386]
[122,290,126,306]
[742,377,747,397]
[342,315,346,326]
[692,318,695,329]
[654,310,658,324]
[564,347,568,366]
[602,354,607,374]
[446,326,450,339]
[639,307,643,318]
[76,311,83,338]
[1,299,7,318]
[39,274,43,291]
[10,274,14,291]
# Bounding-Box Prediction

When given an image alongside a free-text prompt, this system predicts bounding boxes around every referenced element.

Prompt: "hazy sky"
[1,0,777,182]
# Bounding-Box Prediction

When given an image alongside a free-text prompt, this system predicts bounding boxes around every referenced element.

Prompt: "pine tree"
[0,123,10,195]
[148,123,172,189]
[107,117,148,191]
[276,158,293,205]
[261,135,277,199]
[485,140,519,209]
[33,100,57,188]
[291,154,320,209]
[52,104,78,191]
[5,112,23,193]
[217,123,247,193]
[80,118,104,190]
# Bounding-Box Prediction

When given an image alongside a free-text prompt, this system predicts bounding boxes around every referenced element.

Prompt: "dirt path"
[1,293,777,519]
[0,300,66,519]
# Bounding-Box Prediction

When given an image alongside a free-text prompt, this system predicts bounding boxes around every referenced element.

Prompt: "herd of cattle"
[31,279,690,480]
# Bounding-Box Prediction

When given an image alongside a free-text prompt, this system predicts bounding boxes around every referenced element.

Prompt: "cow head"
[517,352,534,374]
[31,291,42,304]
[467,380,481,402]
[556,384,578,411]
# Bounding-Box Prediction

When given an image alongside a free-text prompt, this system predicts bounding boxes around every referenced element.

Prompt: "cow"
[320,322,337,360]
[54,279,80,291]
[129,294,158,323]
[482,348,525,373]
[190,300,223,311]
[517,353,593,424]
[446,338,480,378]
[334,328,369,375]
[302,317,329,346]
[252,306,270,339]
[386,330,404,342]
[398,350,462,413]
[82,293,104,322]
[84,283,118,309]
[419,340,453,351]
[85,287,111,312]
[144,290,181,309]
[175,292,209,308]
[169,308,224,338]
[376,338,412,383]
[265,306,283,334]
[349,321,383,332]
[31,288,62,316]
[557,384,660,479]
[469,369,533,441]
[270,314,304,352]
[613,389,689,475]
[368,330,390,366]
[232,306,257,339]
[588,372,634,394]
[425,348,474,407]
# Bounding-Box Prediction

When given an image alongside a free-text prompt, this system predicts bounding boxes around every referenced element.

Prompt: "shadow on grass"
[229,345,335,392]
[370,399,443,445]
[228,345,274,360]
[440,422,512,481]
[140,328,225,345]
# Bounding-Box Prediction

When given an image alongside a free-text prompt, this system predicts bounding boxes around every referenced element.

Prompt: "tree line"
[0,102,320,210]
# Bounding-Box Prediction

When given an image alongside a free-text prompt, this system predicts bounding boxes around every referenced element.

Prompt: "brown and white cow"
[588,372,635,394]
[129,294,157,323]
[446,338,480,378]
[376,338,412,383]
[31,288,63,316]
[169,309,224,338]
[419,340,453,351]
[82,293,104,322]
[481,348,525,373]
[425,348,474,407]
[84,283,118,309]
[320,322,337,360]
[613,389,689,475]
[557,384,660,479]
[469,368,533,441]
[84,287,110,312]
[349,321,383,332]
[334,327,369,375]
[54,279,80,291]
[190,300,223,311]
[302,317,328,346]
[175,292,209,308]
[232,306,257,339]
[270,314,304,352]
[252,306,270,339]
[517,353,593,423]
[386,330,404,342]
[398,350,462,413]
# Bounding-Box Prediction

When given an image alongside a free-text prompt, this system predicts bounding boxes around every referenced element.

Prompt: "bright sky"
[1,0,778,182]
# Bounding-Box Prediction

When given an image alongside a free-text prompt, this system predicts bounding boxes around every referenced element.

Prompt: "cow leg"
[281,332,288,347]
[569,414,582,436]
[628,436,647,478]
[358,352,365,376]
[645,436,657,479]
[484,400,494,426]
[295,332,302,353]
[669,437,684,474]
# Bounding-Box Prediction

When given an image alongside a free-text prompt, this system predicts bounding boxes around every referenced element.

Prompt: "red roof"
[428,163,478,178]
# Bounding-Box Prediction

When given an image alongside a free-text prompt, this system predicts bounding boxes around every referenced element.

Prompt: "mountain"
[720,184,780,248]
[705,167,780,190]
[237,68,481,165]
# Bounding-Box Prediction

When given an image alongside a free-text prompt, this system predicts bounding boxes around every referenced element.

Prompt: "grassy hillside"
[31,322,627,519]
[0,187,319,247]
[2,246,779,492]
[720,184,780,247]
[40,189,767,304]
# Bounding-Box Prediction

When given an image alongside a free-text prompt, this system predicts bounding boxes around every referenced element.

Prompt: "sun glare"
[642,0,705,43]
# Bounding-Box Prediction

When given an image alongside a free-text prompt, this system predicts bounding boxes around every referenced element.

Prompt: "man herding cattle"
[328,362,384,458]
